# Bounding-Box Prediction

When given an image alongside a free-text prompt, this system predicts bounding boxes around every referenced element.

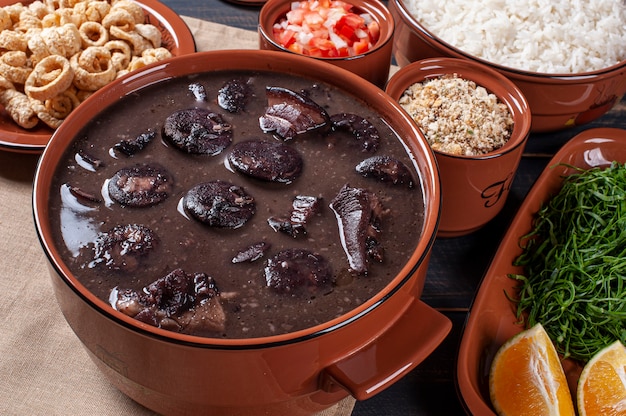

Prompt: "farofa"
[399,74,513,156]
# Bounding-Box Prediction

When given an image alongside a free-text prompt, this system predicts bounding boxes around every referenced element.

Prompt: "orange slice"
[577,340,626,416]
[489,323,575,416]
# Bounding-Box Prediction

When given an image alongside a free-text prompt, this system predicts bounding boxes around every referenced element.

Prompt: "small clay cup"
[258,0,394,88]
[389,0,626,133]
[386,58,532,237]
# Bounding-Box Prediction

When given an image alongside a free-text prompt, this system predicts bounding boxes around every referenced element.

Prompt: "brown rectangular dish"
[456,127,626,415]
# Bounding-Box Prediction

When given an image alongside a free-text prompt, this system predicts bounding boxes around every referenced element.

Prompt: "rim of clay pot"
[33,49,441,350]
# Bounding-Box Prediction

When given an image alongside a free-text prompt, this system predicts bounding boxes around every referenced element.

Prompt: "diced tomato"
[311,28,330,40]
[352,39,370,55]
[332,1,352,12]
[306,47,323,57]
[272,0,379,58]
[275,29,297,48]
[303,10,325,28]
[337,23,355,42]
[338,13,365,31]
[287,43,304,54]
[286,8,305,25]
[318,0,331,9]
[336,46,350,57]
[337,13,367,43]
[308,37,338,56]
[367,21,380,44]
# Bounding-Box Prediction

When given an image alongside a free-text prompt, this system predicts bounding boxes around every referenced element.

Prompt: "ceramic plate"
[0,0,195,154]
[456,127,626,415]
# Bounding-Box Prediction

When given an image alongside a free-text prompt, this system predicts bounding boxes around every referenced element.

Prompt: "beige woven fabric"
[0,17,355,416]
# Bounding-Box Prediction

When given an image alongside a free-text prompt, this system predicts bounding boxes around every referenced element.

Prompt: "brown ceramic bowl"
[456,127,626,414]
[258,0,394,88]
[33,49,451,416]
[0,0,196,154]
[386,58,531,237]
[389,0,626,133]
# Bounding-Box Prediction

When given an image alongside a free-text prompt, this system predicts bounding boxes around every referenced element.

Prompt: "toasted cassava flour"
[403,0,626,73]
[399,74,513,156]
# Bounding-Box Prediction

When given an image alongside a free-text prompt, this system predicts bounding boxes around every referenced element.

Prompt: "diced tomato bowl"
[259,0,395,87]
[272,0,381,58]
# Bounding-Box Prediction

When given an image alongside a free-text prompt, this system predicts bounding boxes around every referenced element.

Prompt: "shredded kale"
[509,161,626,362]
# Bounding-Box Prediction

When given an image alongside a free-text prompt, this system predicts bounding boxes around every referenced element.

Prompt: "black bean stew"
[49,70,425,339]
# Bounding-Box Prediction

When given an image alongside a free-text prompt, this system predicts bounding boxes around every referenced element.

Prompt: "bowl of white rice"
[389,0,626,132]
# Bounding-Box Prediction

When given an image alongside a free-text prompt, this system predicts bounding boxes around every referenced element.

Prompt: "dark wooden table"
[160,1,626,414]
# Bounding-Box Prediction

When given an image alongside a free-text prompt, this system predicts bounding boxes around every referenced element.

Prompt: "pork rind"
[74,1,110,23]
[28,23,82,62]
[104,39,130,71]
[0,30,28,52]
[71,46,115,91]
[25,54,73,100]
[0,50,32,84]
[78,21,108,47]
[0,0,173,130]
[30,86,80,128]
[0,8,12,31]
[0,75,38,128]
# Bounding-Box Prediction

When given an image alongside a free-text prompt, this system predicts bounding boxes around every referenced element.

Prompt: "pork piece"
[355,155,415,188]
[163,108,232,155]
[112,130,156,156]
[231,241,271,263]
[108,164,172,207]
[76,150,103,170]
[92,224,157,271]
[264,248,333,296]
[113,268,226,333]
[67,184,102,203]
[291,195,322,223]
[218,78,251,113]
[268,195,322,238]
[267,216,303,238]
[183,180,256,228]
[188,82,207,102]
[329,184,386,275]
[259,86,330,140]
[227,140,303,183]
[330,113,380,152]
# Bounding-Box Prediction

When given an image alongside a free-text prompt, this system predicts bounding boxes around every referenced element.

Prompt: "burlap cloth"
[0,17,358,416]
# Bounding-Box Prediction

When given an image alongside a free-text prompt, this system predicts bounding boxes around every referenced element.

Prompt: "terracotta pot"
[389,0,626,133]
[33,50,451,415]
[386,58,532,237]
[258,0,394,88]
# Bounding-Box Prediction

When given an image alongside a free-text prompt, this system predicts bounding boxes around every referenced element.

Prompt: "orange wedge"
[489,323,575,416]
[577,340,626,416]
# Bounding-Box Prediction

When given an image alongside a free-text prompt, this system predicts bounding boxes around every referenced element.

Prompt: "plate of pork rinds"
[0,0,195,153]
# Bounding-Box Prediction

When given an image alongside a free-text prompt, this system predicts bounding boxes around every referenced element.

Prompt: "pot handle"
[320,300,451,401]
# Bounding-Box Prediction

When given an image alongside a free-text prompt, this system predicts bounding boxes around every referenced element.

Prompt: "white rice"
[403,0,626,73]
